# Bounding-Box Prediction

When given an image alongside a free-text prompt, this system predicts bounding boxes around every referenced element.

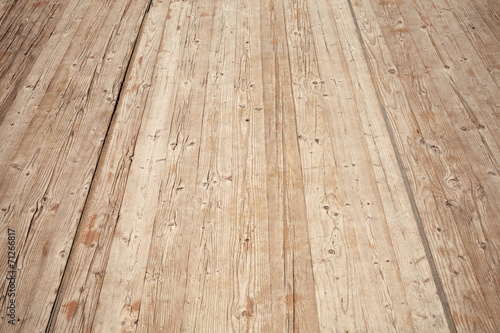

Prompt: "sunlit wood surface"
[1,0,500,331]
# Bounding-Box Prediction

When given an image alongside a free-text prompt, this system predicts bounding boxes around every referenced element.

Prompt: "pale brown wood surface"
[351,0,500,330]
[283,0,447,330]
[0,0,151,331]
[1,0,500,332]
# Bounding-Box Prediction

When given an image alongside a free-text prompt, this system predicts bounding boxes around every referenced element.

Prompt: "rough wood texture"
[0,0,151,331]
[352,0,500,330]
[1,0,500,331]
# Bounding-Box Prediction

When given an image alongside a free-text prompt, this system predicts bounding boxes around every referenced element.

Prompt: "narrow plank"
[136,0,232,330]
[353,0,500,330]
[283,0,448,331]
[169,0,242,329]
[166,0,273,330]
[0,0,150,331]
[226,0,275,329]
[259,0,290,329]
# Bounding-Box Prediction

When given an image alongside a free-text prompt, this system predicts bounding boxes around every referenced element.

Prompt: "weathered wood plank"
[0,0,150,331]
[438,0,500,86]
[283,0,449,330]
[353,0,500,330]
[47,0,164,331]
[169,0,272,330]
[259,0,291,330]
[0,0,64,124]
[260,0,321,330]
[88,0,217,331]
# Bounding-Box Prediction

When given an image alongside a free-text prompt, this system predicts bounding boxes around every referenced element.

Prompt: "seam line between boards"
[345,1,457,332]
[45,0,153,331]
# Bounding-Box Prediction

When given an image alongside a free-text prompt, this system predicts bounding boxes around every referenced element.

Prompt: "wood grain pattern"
[352,0,500,330]
[283,0,448,330]
[0,0,150,331]
[48,0,162,331]
[1,0,500,331]
[261,0,321,330]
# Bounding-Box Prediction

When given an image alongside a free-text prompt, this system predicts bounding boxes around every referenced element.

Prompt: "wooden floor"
[1,0,500,331]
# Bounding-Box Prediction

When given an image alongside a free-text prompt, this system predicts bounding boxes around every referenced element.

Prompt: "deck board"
[353,0,500,330]
[352,2,498,331]
[0,0,151,331]
[285,0,448,330]
[1,0,500,331]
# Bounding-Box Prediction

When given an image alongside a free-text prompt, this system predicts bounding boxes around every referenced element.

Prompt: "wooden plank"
[0,0,90,165]
[0,0,63,124]
[0,0,150,331]
[260,0,291,329]
[88,0,217,331]
[47,0,164,331]
[225,0,274,329]
[260,0,322,330]
[0,0,15,23]
[352,0,500,330]
[438,0,500,86]
[283,0,449,331]
[163,0,274,330]
[167,0,243,329]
